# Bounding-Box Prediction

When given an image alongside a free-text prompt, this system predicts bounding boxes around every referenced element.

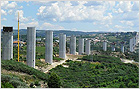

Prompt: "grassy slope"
[36,47,45,54]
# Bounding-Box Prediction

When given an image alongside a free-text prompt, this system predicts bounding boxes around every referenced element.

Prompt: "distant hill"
[1,29,105,37]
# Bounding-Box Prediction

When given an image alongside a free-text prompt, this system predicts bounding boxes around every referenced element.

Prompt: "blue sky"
[1,1,139,32]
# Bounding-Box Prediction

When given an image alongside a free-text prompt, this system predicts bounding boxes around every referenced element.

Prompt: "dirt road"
[43,54,84,73]
[120,58,139,67]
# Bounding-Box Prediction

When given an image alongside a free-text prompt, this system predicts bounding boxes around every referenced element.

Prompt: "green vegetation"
[54,46,59,55]
[124,52,139,62]
[1,74,28,88]
[78,55,121,63]
[48,72,61,88]
[107,36,121,42]
[50,55,139,88]
[36,47,45,54]
[53,57,64,61]
[1,60,49,82]
[34,80,40,86]
[1,82,14,88]
[2,31,139,88]
[35,59,49,68]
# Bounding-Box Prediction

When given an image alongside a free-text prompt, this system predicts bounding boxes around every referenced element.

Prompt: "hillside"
[1,60,49,88]
[1,53,139,88]
[50,55,139,88]
[1,29,102,37]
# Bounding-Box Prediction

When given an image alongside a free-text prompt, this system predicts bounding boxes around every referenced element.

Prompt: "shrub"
[1,60,49,81]
[1,82,14,88]
[53,57,64,61]
[9,80,27,88]
[48,72,61,88]
[32,75,37,79]
[34,81,40,86]
[1,74,12,83]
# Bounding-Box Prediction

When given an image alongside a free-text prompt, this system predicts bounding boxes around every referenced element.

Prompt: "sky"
[1,1,139,32]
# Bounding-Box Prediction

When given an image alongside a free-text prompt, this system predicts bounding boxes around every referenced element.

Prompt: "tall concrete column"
[103,40,107,51]
[111,43,116,51]
[59,33,66,59]
[2,27,13,60]
[121,42,124,53]
[85,40,91,55]
[130,38,134,52]
[78,38,84,55]
[0,25,1,60]
[70,35,76,55]
[136,32,139,44]
[27,27,36,68]
[45,30,53,64]
[133,37,136,46]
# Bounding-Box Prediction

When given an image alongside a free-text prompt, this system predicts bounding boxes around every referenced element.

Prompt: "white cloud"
[20,6,23,9]
[27,3,30,6]
[93,22,96,25]
[122,11,139,20]
[116,1,133,13]
[2,18,7,21]
[15,10,28,22]
[114,25,124,29]
[20,21,39,29]
[103,13,113,20]
[36,6,46,15]
[71,28,77,31]
[107,1,115,8]
[77,1,88,5]
[1,1,23,15]
[108,29,114,32]
[118,8,123,13]
[126,21,134,26]
[6,2,17,9]
[117,29,126,32]
[132,1,139,11]
[36,1,112,22]
[1,9,7,15]
[1,1,17,9]
[1,1,9,7]
[40,22,64,30]
[8,10,13,15]
[105,24,109,28]
[120,20,134,27]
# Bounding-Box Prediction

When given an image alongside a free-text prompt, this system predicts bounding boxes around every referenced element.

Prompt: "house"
[13,41,26,47]
[36,38,42,42]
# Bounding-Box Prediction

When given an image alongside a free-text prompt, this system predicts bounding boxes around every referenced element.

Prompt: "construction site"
[1,25,139,88]
[1,1,139,88]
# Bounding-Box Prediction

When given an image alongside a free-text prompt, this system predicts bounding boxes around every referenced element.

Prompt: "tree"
[48,72,61,88]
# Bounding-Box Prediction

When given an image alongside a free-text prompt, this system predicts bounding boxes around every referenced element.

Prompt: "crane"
[18,12,19,62]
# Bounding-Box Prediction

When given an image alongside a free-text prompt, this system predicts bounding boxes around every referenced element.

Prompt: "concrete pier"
[130,38,134,52]
[133,37,136,46]
[45,30,53,64]
[85,39,91,55]
[121,42,124,53]
[103,40,107,51]
[59,33,66,59]
[78,38,84,55]
[70,35,76,55]
[2,27,13,60]
[136,32,139,44]
[111,42,116,51]
[27,27,36,68]
[0,25,1,60]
